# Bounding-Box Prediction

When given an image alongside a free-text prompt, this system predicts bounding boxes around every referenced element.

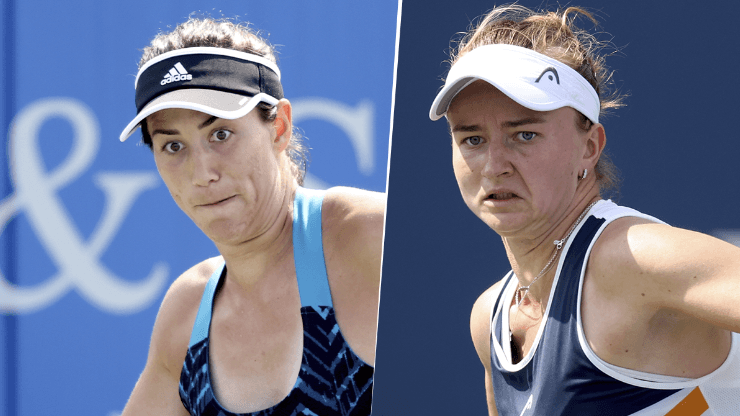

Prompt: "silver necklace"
[514,200,599,306]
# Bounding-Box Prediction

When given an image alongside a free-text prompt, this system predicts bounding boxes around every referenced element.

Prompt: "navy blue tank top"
[178,187,374,415]
[490,201,740,415]
[489,205,680,415]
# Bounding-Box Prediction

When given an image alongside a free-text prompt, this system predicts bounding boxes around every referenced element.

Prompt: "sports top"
[489,200,740,415]
[179,187,374,415]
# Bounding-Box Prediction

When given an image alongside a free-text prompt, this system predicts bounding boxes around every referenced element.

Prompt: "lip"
[195,195,237,208]
[482,188,522,206]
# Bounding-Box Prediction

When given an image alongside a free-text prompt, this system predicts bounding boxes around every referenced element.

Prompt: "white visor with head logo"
[429,44,600,123]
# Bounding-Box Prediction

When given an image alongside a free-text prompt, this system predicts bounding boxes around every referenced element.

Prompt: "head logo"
[160,62,193,85]
[535,67,560,85]
[0,98,168,314]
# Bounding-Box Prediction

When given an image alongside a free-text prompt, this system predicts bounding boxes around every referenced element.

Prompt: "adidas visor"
[120,47,283,142]
[429,44,600,123]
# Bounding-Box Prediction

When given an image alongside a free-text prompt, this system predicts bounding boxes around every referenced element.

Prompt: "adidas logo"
[160,62,192,85]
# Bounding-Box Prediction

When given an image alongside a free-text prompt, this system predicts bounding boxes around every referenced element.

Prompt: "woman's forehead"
[447,89,581,134]
[147,108,258,131]
[447,81,541,122]
[147,108,212,127]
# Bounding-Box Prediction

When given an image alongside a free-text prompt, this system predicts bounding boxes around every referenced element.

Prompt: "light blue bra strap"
[188,262,225,348]
[293,187,333,308]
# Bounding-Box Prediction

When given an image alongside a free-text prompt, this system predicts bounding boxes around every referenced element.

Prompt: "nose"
[190,145,219,186]
[481,137,513,179]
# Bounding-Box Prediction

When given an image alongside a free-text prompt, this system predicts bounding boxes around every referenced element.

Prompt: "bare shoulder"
[586,216,657,295]
[595,216,739,269]
[589,216,729,292]
[471,279,506,370]
[322,186,386,227]
[149,256,224,374]
[588,215,740,330]
[321,186,385,275]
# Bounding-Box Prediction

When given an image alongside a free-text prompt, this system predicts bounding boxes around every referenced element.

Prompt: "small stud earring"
[579,168,588,181]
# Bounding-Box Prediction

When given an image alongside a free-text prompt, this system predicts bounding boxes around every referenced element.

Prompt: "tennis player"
[429,5,740,415]
[118,17,382,416]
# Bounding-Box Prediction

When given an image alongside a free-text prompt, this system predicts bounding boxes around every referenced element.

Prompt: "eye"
[464,136,483,146]
[516,132,536,142]
[163,141,183,153]
[211,129,232,142]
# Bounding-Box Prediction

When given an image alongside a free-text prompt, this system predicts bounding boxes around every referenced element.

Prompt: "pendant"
[515,286,529,306]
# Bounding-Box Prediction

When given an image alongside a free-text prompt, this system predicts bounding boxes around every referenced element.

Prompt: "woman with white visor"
[118,17,383,416]
[429,6,740,415]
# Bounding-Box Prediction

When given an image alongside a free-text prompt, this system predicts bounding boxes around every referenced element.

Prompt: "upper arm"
[122,258,219,416]
[470,281,502,370]
[471,281,503,415]
[592,218,740,332]
[484,368,500,416]
[121,358,189,416]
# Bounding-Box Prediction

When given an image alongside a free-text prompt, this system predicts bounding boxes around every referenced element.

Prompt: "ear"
[273,98,292,153]
[582,122,606,168]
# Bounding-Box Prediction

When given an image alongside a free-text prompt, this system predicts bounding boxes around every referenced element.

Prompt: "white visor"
[429,44,600,123]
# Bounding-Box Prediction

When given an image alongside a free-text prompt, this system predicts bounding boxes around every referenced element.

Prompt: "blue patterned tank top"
[178,187,374,415]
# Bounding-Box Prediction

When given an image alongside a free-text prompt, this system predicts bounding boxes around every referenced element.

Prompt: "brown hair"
[138,17,308,185]
[452,4,623,195]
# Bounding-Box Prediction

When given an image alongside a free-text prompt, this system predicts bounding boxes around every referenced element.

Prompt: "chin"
[478,211,527,236]
[202,219,250,244]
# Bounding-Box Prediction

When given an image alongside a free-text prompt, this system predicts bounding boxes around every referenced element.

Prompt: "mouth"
[486,192,519,201]
[198,195,235,207]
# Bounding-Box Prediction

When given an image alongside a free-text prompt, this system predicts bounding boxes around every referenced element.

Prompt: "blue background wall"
[374,0,740,414]
[0,1,396,415]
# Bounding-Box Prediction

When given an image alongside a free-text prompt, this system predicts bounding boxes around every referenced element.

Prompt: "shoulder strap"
[490,272,514,366]
[293,187,333,308]
[591,200,667,225]
[490,272,514,327]
[188,263,225,348]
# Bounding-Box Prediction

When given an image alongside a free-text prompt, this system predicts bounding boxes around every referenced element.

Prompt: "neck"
[214,181,298,290]
[503,191,600,303]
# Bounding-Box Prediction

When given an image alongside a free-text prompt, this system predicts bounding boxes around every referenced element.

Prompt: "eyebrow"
[450,124,482,133]
[199,116,220,129]
[501,116,546,128]
[450,116,547,134]
[149,115,220,137]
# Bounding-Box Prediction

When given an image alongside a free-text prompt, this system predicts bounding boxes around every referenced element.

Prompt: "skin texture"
[120,101,384,415]
[456,81,740,415]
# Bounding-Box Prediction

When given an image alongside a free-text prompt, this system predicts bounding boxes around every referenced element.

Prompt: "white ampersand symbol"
[0,97,168,314]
